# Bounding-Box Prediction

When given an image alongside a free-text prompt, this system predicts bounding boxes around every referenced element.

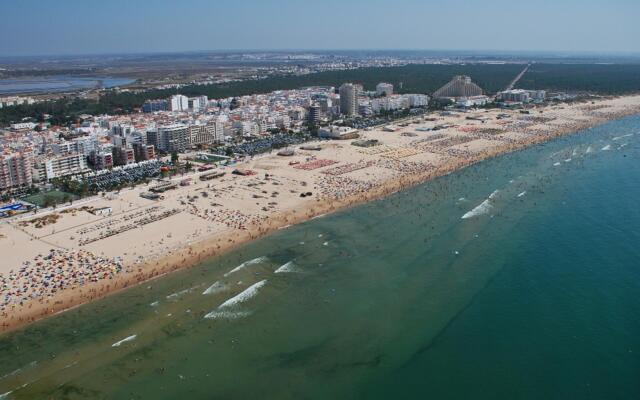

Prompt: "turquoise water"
[1,115,640,399]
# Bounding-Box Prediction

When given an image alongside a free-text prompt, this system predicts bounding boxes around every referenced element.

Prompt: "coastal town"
[1,70,640,332]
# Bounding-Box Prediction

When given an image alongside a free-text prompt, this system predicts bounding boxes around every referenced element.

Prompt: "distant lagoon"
[0,76,135,95]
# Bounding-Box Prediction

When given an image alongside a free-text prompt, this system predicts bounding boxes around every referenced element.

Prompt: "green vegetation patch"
[23,189,78,208]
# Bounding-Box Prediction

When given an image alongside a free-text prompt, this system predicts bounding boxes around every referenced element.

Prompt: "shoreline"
[2,97,640,335]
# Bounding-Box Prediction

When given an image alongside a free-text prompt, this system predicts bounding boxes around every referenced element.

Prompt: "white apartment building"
[169,95,189,112]
[156,124,189,152]
[37,153,89,181]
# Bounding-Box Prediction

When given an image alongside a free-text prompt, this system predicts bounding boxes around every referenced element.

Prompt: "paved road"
[505,64,531,91]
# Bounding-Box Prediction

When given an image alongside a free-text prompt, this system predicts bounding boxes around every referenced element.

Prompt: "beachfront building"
[339,83,359,116]
[36,153,89,181]
[434,75,484,99]
[89,150,114,170]
[0,151,33,191]
[189,122,223,146]
[497,89,546,104]
[112,146,136,166]
[155,124,189,153]
[132,143,156,162]
[318,126,359,139]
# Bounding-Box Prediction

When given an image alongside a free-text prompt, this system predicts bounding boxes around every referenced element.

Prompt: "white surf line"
[223,257,267,277]
[202,281,226,295]
[613,133,633,140]
[275,261,296,273]
[203,310,252,320]
[0,368,22,382]
[0,391,12,399]
[166,288,191,300]
[601,144,611,151]
[517,191,527,198]
[218,280,267,309]
[111,335,137,347]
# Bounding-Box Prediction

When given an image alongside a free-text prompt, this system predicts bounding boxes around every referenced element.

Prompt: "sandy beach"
[2,95,640,334]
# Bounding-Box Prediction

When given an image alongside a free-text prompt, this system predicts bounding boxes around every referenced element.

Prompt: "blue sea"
[1,115,639,399]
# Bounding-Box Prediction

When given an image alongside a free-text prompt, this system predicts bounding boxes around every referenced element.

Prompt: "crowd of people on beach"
[0,249,125,312]
[186,202,267,230]
[317,175,382,199]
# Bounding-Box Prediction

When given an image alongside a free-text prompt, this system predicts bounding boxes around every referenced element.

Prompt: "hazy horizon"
[2,0,639,57]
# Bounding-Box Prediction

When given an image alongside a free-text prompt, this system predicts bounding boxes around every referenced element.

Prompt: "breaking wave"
[613,133,633,141]
[586,146,593,154]
[462,199,492,219]
[166,287,195,301]
[203,310,252,319]
[601,144,611,151]
[275,261,297,273]
[223,257,268,277]
[112,335,137,347]
[517,191,527,198]
[203,281,226,295]
[218,280,267,309]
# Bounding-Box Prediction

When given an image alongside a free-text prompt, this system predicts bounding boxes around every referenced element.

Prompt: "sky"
[1,0,639,56]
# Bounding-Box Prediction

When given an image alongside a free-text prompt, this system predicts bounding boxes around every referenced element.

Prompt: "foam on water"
[202,281,226,295]
[275,261,296,273]
[0,368,21,382]
[462,199,492,219]
[0,391,12,399]
[586,146,594,154]
[218,280,267,309]
[203,310,252,320]
[488,190,500,200]
[166,287,194,301]
[613,133,633,140]
[111,335,137,347]
[602,144,612,151]
[564,158,572,163]
[149,301,159,307]
[223,257,268,277]
[553,162,561,166]
[517,191,527,198]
